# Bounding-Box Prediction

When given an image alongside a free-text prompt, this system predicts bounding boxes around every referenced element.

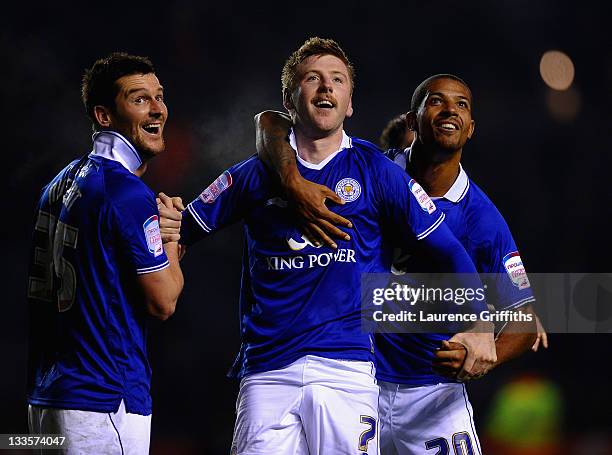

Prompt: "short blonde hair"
[281,37,355,99]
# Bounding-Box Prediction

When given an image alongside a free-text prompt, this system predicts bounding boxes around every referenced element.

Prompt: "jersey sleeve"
[375,158,446,242]
[180,157,257,246]
[477,216,535,310]
[111,184,169,275]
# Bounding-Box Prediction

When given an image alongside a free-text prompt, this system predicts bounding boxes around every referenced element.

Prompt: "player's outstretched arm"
[138,194,185,320]
[420,222,497,373]
[494,304,538,362]
[255,110,352,248]
[434,304,538,380]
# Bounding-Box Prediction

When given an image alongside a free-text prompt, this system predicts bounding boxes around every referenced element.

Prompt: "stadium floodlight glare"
[539,50,575,90]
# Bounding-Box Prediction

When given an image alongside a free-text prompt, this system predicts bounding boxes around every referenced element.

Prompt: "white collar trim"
[440,163,469,203]
[289,128,352,170]
[89,131,142,174]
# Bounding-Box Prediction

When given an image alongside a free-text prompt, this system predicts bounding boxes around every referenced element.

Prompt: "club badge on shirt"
[143,215,163,257]
[503,251,530,289]
[199,171,233,203]
[408,179,436,214]
[335,178,361,202]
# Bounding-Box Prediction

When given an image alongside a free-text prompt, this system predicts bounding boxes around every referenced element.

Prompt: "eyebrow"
[304,70,347,76]
[429,91,470,102]
[427,92,472,104]
[126,86,164,96]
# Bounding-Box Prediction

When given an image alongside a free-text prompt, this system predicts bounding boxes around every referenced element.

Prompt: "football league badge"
[503,251,531,289]
[409,179,436,214]
[199,170,233,203]
[143,215,163,257]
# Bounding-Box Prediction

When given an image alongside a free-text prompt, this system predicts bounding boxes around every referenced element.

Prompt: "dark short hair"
[379,114,409,150]
[281,37,355,99]
[81,52,155,129]
[410,74,472,112]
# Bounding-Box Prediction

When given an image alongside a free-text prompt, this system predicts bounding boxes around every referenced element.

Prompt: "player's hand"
[433,341,467,378]
[170,196,185,211]
[157,192,182,243]
[283,174,352,248]
[447,321,497,381]
[532,315,549,352]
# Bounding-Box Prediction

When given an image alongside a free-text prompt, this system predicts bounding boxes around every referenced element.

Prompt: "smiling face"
[412,78,475,153]
[284,54,353,138]
[96,72,168,159]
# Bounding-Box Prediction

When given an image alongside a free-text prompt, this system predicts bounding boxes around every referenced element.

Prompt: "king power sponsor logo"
[265,249,357,270]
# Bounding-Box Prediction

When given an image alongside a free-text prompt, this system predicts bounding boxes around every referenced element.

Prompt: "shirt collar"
[438,163,469,203]
[288,128,352,170]
[405,147,470,203]
[89,131,142,174]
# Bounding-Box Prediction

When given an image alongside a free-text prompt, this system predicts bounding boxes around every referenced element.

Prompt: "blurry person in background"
[379,113,415,151]
[26,53,183,454]
[482,375,563,455]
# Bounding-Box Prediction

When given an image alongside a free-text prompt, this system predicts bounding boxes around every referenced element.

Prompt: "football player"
[160,39,494,454]
[27,53,184,454]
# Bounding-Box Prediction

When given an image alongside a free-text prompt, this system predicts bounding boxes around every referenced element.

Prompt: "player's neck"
[408,143,462,197]
[134,163,147,177]
[293,125,344,165]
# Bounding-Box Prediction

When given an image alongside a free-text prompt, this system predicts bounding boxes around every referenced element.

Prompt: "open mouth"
[314,99,335,109]
[142,123,162,135]
[436,122,459,132]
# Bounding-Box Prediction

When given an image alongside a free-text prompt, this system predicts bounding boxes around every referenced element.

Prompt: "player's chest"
[244,171,379,252]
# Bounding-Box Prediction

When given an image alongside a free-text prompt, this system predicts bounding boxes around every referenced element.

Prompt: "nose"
[149,98,165,117]
[442,100,458,116]
[318,75,333,92]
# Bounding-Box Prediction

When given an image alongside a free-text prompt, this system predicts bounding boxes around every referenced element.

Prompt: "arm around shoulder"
[254,110,295,182]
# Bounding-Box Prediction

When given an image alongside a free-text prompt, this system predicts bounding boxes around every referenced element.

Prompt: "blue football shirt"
[181,131,485,379]
[375,148,536,385]
[27,131,169,415]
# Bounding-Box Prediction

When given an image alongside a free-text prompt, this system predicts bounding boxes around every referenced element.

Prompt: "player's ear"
[467,120,475,140]
[345,96,353,118]
[283,90,299,123]
[283,89,295,112]
[93,105,112,129]
[405,111,417,132]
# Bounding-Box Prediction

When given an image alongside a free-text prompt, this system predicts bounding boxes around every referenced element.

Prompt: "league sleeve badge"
[503,251,531,289]
[408,179,436,214]
[199,170,233,203]
[143,215,163,257]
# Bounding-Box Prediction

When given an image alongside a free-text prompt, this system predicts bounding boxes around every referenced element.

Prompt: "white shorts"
[28,400,151,455]
[231,355,380,455]
[378,381,481,455]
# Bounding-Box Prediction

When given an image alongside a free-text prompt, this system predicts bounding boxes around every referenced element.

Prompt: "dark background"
[3,1,611,453]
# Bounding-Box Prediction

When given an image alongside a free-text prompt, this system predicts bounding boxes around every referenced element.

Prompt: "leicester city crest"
[335,178,361,202]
